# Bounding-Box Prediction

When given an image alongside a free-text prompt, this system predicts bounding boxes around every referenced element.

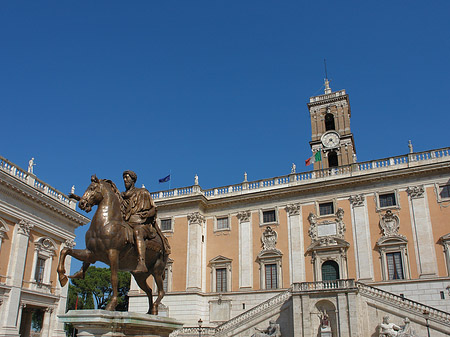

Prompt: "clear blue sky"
[1,1,449,273]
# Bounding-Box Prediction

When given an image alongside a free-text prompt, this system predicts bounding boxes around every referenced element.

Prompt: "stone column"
[407,186,438,277]
[349,195,374,281]
[53,240,75,337]
[0,220,33,337]
[237,211,253,289]
[186,212,204,291]
[18,306,33,337]
[40,307,53,337]
[285,204,305,283]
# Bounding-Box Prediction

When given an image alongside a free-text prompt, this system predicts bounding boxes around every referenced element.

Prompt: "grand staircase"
[171,280,450,336]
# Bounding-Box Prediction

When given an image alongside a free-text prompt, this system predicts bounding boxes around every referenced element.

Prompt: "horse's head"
[79,175,103,212]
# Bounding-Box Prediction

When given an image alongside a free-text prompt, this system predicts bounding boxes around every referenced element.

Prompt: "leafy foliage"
[67,266,131,311]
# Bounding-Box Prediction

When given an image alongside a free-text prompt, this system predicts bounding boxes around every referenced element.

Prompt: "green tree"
[67,266,131,311]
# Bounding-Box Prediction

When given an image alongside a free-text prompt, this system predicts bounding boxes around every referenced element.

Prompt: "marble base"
[59,310,183,337]
[320,327,332,337]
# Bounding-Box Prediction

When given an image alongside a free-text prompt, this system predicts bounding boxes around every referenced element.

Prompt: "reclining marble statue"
[57,171,171,314]
[252,320,281,337]
[379,316,419,337]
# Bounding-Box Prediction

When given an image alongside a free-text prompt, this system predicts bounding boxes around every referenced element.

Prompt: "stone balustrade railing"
[356,282,450,325]
[0,156,76,210]
[214,289,292,336]
[169,327,217,337]
[309,89,346,103]
[152,147,450,202]
[292,279,356,292]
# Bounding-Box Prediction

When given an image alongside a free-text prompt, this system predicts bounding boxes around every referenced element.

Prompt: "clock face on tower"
[321,131,340,148]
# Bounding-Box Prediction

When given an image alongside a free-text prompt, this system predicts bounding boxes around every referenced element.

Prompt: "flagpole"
[169,169,172,190]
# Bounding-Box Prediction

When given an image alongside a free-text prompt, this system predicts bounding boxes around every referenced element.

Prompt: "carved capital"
[285,203,301,216]
[349,194,365,207]
[236,210,251,223]
[45,307,54,314]
[64,239,76,249]
[17,220,33,236]
[187,212,204,225]
[407,185,425,199]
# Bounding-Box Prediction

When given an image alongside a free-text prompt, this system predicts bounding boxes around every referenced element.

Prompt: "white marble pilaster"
[407,186,438,277]
[349,195,374,281]
[0,220,33,336]
[53,240,75,337]
[186,212,204,291]
[286,204,305,283]
[337,293,349,337]
[237,211,253,289]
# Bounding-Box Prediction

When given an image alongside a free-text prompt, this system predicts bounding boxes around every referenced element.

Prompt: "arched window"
[321,260,339,281]
[328,151,338,167]
[325,113,335,131]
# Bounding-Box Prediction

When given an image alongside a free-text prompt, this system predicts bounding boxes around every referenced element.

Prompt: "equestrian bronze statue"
[57,171,170,314]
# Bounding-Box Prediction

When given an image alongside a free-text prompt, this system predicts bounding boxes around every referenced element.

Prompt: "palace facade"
[129,83,450,336]
[0,157,89,337]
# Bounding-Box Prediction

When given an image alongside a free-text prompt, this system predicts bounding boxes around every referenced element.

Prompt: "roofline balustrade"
[153,147,450,201]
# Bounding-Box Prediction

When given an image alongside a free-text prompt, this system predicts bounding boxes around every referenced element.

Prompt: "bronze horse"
[57,175,168,314]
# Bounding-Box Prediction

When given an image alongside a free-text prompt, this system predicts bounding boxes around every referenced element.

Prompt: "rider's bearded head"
[123,170,137,190]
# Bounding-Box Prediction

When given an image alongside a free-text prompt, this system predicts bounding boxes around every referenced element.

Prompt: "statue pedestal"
[320,326,332,337]
[59,310,183,337]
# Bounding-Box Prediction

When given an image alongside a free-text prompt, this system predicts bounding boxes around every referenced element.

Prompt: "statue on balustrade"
[58,170,170,315]
[252,320,281,337]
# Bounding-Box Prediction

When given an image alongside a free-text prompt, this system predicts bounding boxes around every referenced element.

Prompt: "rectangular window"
[319,202,334,216]
[379,193,397,208]
[34,257,46,283]
[216,268,227,292]
[217,217,229,230]
[160,219,172,231]
[440,185,450,199]
[265,264,278,289]
[386,252,404,280]
[262,210,276,223]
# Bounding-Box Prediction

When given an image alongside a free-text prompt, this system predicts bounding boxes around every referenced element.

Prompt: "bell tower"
[307,79,356,170]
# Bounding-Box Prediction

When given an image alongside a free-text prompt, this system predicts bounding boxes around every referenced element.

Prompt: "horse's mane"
[101,179,124,205]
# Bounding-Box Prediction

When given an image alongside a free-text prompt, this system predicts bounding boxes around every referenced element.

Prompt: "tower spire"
[324,59,331,94]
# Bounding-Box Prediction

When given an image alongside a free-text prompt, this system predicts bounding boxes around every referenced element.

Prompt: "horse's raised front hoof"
[59,274,68,287]
[68,270,85,280]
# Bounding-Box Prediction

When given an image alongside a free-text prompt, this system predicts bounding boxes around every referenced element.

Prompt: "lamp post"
[423,310,431,337]
[198,318,203,337]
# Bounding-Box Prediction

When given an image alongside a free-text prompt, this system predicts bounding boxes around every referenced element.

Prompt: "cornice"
[307,93,349,108]
[0,176,89,227]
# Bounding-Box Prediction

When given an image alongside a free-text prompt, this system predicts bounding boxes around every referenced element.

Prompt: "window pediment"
[307,237,350,253]
[209,255,232,266]
[377,235,408,247]
[257,249,282,260]
[35,237,57,257]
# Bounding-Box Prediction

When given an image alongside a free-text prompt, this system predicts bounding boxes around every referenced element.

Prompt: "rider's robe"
[121,187,171,254]
[122,187,155,225]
